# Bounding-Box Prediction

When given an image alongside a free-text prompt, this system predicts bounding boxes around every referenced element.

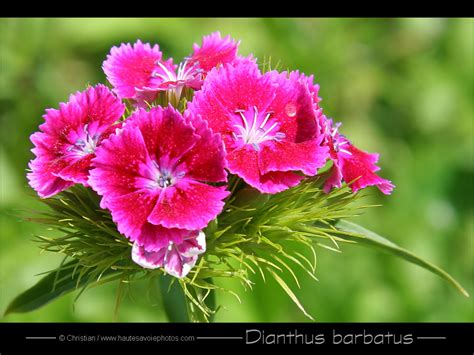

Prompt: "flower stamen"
[232,106,285,150]
[67,124,100,157]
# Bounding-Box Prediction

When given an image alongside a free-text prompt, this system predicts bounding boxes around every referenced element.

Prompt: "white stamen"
[236,110,249,132]
[339,148,352,155]
[68,126,100,156]
[260,112,272,129]
[232,108,285,150]
[261,121,279,138]
[154,61,176,81]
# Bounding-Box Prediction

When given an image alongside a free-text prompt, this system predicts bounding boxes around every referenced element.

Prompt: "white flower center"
[67,124,100,156]
[147,160,185,190]
[153,60,202,84]
[232,106,285,151]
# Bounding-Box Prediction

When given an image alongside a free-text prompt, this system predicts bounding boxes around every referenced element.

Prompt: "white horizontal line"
[417,336,447,340]
[197,336,243,340]
[25,336,57,340]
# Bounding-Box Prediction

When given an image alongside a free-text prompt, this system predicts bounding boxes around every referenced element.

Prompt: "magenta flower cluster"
[27,32,394,278]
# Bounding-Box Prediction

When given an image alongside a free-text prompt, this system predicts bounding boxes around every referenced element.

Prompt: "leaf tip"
[460,287,470,298]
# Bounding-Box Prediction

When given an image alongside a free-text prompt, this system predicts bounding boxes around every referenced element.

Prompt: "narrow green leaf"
[4,261,118,315]
[159,275,189,322]
[159,275,217,323]
[334,219,469,297]
[267,268,314,321]
[182,280,217,323]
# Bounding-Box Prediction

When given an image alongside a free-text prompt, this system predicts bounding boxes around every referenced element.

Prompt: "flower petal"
[131,242,166,269]
[189,32,239,74]
[137,224,192,252]
[288,70,322,107]
[227,146,303,193]
[339,144,395,195]
[127,106,198,162]
[103,40,169,99]
[148,180,229,230]
[106,189,158,241]
[181,112,228,183]
[68,84,126,129]
[27,159,74,198]
[89,125,150,201]
[131,230,206,278]
[177,231,206,258]
[259,140,329,176]
[323,163,343,193]
[164,249,197,278]
[266,70,319,142]
[55,154,94,185]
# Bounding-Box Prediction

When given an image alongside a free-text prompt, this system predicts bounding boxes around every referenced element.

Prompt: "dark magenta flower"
[322,118,394,195]
[27,84,125,198]
[187,61,329,193]
[132,230,206,278]
[88,106,229,251]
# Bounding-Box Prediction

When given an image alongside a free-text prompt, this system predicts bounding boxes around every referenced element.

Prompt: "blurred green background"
[0,18,472,322]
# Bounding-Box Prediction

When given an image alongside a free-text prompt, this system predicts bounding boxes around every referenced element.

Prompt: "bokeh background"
[0,18,472,322]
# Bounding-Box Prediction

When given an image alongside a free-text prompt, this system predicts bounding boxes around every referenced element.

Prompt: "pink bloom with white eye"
[322,118,394,195]
[27,84,125,198]
[188,32,239,77]
[150,32,240,98]
[147,60,204,105]
[89,106,229,251]
[132,230,206,278]
[152,60,203,91]
[187,61,329,194]
[102,40,176,101]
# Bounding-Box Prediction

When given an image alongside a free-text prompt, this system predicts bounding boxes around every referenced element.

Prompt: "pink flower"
[103,34,240,107]
[27,85,125,198]
[322,118,394,195]
[187,61,329,194]
[151,32,240,98]
[148,60,204,105]
[188,32,239,76]
[102,40,175,101]
[132,230,206,278]
[152,60,203,91]
[89,106,229,251]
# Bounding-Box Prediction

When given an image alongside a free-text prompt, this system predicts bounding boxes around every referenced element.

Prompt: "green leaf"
[334,219,469,297]
[4,261,118,315]
[267,268,314,321]
[159,275,190,322]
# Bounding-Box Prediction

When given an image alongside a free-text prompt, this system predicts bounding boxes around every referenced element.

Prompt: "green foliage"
[333,220,468,297]
[5,176,466,321]
[4,177,358,320]
[3,260,117,315]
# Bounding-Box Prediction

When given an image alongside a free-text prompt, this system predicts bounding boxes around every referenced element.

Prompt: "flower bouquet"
[6,32,467,322]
